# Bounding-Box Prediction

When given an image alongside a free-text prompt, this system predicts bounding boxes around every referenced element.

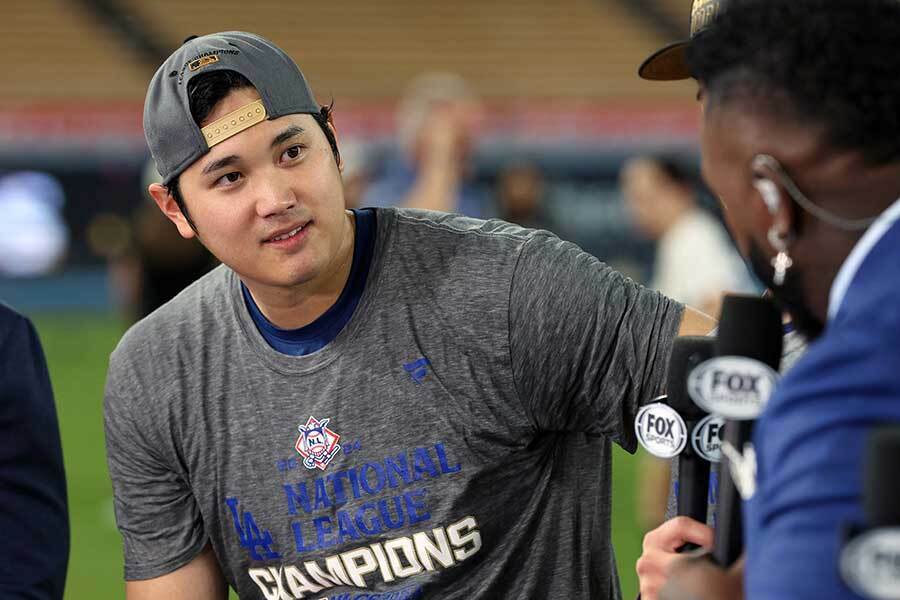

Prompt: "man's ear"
[751,156,797,241]
[325,111,343,172]
[148,183,197,239]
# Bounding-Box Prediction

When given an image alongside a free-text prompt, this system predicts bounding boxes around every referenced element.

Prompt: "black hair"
[652,155,695,188]
[688,0,900,165]
[168,70,339,228]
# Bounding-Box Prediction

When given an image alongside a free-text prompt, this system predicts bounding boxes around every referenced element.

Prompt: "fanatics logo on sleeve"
[403,357,430,384]
[295,416,342,471]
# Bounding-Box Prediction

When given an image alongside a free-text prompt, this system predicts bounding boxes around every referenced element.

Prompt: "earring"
[767,227,793,286]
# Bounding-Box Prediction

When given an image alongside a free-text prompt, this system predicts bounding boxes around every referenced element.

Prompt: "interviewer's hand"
[636,516,714,600]
[661,555,744,600]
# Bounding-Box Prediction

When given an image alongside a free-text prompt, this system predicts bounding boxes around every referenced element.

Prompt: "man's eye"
[216,172,242,186]
[282,145,305,161]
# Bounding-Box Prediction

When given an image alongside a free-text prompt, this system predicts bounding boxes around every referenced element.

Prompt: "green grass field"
[31,311,648,599]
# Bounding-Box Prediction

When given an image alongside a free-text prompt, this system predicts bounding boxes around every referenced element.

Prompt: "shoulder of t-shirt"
[111,264,232,367]
[377,206,562,314]
[387,207,546,244]
[381,207,558,277]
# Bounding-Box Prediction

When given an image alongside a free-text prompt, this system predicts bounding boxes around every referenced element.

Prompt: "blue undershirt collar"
[241,208,376,356]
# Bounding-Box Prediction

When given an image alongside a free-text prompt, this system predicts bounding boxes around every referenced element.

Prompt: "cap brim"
[638,41,692,81]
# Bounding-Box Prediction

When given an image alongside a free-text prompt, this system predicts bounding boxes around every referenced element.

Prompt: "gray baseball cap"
[143,31,321,185]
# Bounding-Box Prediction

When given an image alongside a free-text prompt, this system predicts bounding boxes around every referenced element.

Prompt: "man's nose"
[255,171,297,218]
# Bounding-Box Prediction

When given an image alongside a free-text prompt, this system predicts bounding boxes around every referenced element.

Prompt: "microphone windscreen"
[715,294,783,369]
[864,425,900,527]
[666,336,715,418]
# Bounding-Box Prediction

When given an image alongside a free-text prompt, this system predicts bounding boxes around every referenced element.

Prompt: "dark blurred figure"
[115,161,216,321]
[361,72,487,216]
[0,303,68,598]
[495,162,554,230]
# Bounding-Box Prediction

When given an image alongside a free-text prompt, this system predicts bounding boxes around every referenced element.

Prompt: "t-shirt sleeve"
[0,312,68,599]
[746,319,900,598]
[508,233,684,452]
[104,356,208,581]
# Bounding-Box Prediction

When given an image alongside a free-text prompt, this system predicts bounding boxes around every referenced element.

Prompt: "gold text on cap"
[691,0,722,36]
[189,55,219,71]
[201,100,267,148]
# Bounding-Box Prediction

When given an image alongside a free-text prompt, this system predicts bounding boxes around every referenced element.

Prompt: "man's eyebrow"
[271,125,306,149]
[201,155,240,176]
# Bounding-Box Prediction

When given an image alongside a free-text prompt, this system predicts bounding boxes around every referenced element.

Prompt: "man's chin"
[239,266,320,292]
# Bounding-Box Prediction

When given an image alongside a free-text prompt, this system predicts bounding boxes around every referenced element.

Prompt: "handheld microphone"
[840,426,900,599]
[690,294,782,567]
[632,337,717,600]
[666,336,716,548]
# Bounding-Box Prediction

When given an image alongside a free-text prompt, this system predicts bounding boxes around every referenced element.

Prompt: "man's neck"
[804,253,850,326]
[805,165,900,321]
[243,210,356,329]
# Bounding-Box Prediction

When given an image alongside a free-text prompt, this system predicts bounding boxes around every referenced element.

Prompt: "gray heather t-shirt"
[105,208,683,599]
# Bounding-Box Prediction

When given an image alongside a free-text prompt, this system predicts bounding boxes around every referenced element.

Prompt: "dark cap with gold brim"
[638,0,727,81]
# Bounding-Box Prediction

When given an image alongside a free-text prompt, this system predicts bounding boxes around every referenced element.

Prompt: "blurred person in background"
[621,155,755,318]
[337,140,372,210]
[494,162,555,231]
[361,72,487,217]
[0,172,69,277]
[621,155,754,531]
[114,160,216,321]
[0,303,69,598]
[634,0,900,598]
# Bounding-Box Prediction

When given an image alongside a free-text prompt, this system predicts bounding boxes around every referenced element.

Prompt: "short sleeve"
[508,233,684,452]
[104,369,207,580]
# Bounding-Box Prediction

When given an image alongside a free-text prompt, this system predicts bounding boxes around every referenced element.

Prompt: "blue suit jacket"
[745,217,900,598]
[0,304,68,598]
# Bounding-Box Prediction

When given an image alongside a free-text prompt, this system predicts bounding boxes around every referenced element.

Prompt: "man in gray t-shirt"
[106,32,713,600]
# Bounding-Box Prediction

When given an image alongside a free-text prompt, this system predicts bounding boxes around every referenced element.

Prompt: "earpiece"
[754,178,781,215]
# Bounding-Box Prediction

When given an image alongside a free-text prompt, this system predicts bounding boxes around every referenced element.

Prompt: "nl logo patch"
[295,416,342,471]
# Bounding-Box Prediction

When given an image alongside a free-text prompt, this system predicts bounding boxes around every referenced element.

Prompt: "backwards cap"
[638,0,728,81]
[143,31,320,185]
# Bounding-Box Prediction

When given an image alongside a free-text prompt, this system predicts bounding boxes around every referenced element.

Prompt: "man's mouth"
[265,221,310,243]
[271,225,303,241]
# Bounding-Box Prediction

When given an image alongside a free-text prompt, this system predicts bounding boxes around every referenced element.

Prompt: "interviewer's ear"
[148,183,196,239]
[753,178,781,216]
[751,155,795,238]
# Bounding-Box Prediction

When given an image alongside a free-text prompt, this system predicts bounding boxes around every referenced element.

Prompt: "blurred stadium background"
[3,1,704,597]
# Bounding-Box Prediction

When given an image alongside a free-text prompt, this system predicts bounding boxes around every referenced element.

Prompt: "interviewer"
[636,0,900,598]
